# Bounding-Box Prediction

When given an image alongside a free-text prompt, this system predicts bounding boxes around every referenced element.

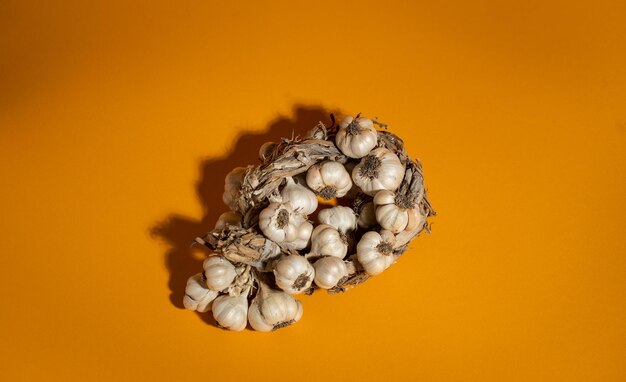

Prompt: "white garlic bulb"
[335,116,378,158]
[203,256,237,291]
[309,224,348,259]
[313,256,349,289]
[306,160,352,200]
[356,230,397,276]
[222,166,247,210]
[318,206,357,233]
[212,292,249,331]
[214,211,243,230]
[352,147,404,196]
[356,201,377,229]
[183,273,218,312]
[373,190,409,233]
[248,283,303,332]
[273,253,315,294]
[280,177,318,215]
[259,202,313,249]
[405,206,426,232]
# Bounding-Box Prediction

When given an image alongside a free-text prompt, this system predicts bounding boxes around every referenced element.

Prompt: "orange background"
[1,1,625,381]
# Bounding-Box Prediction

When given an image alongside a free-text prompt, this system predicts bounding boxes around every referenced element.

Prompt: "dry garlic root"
[185,113,435,331]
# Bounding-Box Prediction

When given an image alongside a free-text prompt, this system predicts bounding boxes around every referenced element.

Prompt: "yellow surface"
[1,1,625,381]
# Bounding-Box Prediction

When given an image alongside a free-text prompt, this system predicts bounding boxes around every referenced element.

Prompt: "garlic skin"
[306,161,352,200]
[280,177,318,216]
[214,211,243,230]
[309,224,348,259]
[203,256,237,291]
[222,167,247,210]
[273,253,315,294]
[352,148,404,196]
[212,293,249,331]
[335,116,378,158]
[259,202,313,248]
[318,206,357,233]
[357,201,377,229]
[248,284,303,332]
[183,273,218,312]
[313,257,349,289]
[356,230,397,276]
[405,207,426,232]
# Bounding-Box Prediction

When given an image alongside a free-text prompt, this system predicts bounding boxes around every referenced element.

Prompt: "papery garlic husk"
[248,283,303,332]
[335,116,378,158]
[306,160,352,200]
[373,190,409,233]
[259,202,313,249]
[352,147,404,196]
[309,224,348,259]
[318,206,357,233]
[356,230,397,276]
[273,253,315,294]
[203,256,237,291]
[313,256,349,289]
[214,211,243,230]
[183,273,218,312]
[212,292,249,331]
[222,167,247,210]
[280,177,318,216]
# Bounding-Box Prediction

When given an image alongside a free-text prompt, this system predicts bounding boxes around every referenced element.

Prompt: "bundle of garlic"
[185,114,435,331]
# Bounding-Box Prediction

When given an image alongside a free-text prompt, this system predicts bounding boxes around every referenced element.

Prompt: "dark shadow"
[150,104,338,325]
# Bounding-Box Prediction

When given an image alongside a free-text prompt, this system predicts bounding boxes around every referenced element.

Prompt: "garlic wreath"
[309,224,348,259]
[306,160,352,200]
[356,230,397,276]
[352,147,404,196]
[259,202,313,249]
[248,282,303,332]
[317,206,357,233]
[203,256,237,291]
[280,177,318,216]
[212,291,249,332]
[273,253,315,294]
[313,256,349,289]
[335,116,378,158]
[183,273,218,312]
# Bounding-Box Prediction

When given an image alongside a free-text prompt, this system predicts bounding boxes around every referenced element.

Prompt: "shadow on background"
[150,104,337,324]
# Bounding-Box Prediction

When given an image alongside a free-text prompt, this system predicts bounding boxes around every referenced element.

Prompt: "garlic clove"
[183,273,218,312]
[310,224,348,259]
[405,207,425,231]
[280,177,318,216]
[203,256,237,291]
[376,204,409,233]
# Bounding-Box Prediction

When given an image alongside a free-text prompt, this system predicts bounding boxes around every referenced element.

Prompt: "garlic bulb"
[313,256,349,289]
[335,116,378,158]
[318,206,357,233]
[212,292,249,331]
[306,160,352,200]
[259,202,313,249]
[357,201,377,228]
[214,211,243,230]
[273,253,315,294]
[373,190,409,233]
[352,148,404,196]
[183,273,218,312]
[356,230,397,276]
[258,141,276,161]
[248,283,303,332]
[309,224,348,259]
[203,256,237,291]
[223,167,247,210]
[280,177,318,215]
